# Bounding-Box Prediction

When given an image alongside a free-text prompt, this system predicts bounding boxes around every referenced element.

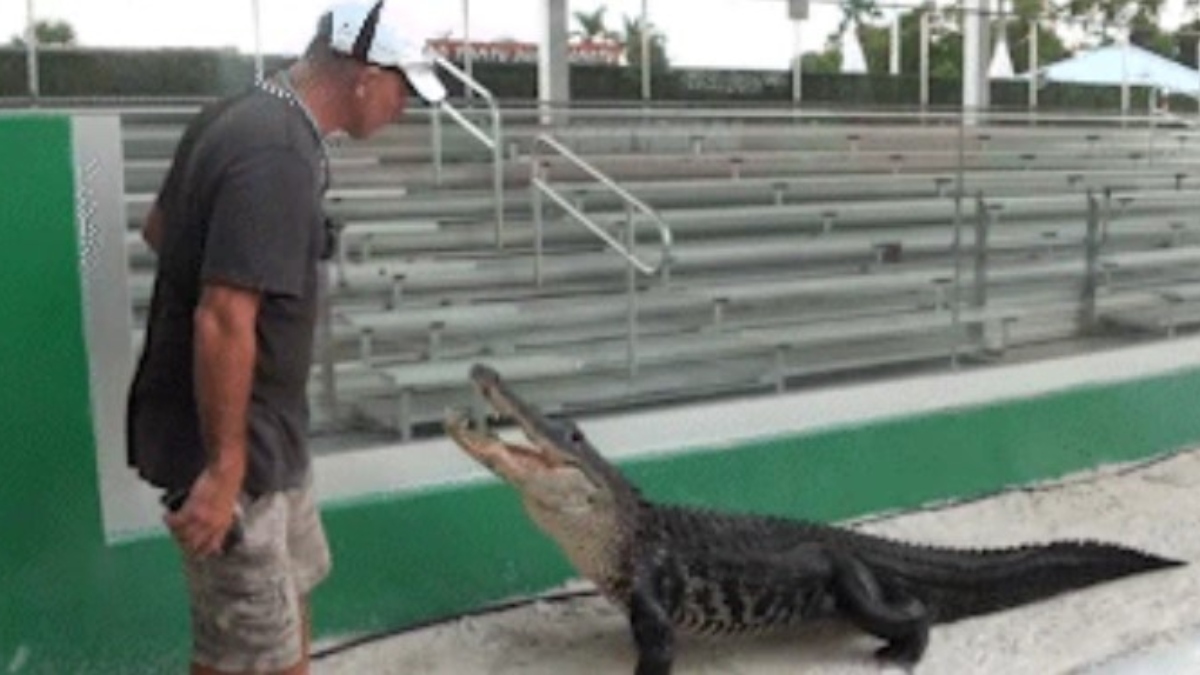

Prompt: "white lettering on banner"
[427,39,624,66]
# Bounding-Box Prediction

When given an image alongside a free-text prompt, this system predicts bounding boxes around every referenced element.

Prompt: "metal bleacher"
[120,101,1200,446]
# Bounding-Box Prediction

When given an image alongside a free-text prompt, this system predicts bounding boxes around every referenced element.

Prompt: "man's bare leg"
[189,599,312,675]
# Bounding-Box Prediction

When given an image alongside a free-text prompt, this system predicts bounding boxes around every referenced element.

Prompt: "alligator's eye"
[569,429,585,444]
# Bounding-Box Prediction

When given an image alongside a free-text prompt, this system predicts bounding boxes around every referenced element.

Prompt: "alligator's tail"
[865,539,1183,623]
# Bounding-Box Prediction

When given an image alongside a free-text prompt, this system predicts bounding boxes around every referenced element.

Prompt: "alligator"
[444,363,1184,675]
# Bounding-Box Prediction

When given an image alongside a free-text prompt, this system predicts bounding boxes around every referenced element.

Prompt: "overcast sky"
[0,1,1193,70]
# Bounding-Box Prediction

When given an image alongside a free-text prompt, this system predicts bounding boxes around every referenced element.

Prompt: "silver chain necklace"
[258,71,331,194]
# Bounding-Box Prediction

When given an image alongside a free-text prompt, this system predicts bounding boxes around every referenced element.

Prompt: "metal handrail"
[531,133,674,282]
[479,102,1191,130]
[530,133,675,376]
[430,56,506,248]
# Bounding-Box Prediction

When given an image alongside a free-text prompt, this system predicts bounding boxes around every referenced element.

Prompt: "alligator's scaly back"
[446,364,1184,675]
[643,502,1180,629]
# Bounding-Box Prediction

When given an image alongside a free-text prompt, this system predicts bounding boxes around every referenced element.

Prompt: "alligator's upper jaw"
[471,362,532,418]
[467,364,568,450]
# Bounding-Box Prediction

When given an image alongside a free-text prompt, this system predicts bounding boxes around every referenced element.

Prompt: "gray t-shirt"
[127,79,329,497]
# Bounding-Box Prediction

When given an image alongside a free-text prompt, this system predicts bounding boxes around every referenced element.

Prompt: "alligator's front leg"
[629,563,675,675]
[830,551,930,664]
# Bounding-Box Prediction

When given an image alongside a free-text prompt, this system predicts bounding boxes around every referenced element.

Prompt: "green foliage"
[1052,0,1165,41]
[9,19,77,46]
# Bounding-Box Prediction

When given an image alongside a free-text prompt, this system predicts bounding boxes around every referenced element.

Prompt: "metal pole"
[890,12,901,76]
[919,12,930,109]
[251,0,264,82]
[1082,190,1100,330]
[25,0,39,102]
[625,205,640,379]
[463,0,473,99]
[1120,30,1131,120]
[532,162,545,287]
[793,19,803,105]
[318,263,339,423]
[973,193,990,310]
[1029,18,1039,110]
[640,0,651,101]
[963,0,989,123]
[431,105,444,185]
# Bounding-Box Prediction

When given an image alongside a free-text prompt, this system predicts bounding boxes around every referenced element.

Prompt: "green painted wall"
[2,114,1199,673]
[0,116,183,672]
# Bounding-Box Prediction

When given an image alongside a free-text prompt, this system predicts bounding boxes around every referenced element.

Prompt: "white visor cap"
[326,0,446,103]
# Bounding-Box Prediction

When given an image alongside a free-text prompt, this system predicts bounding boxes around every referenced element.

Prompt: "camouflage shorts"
[182,481,331,673]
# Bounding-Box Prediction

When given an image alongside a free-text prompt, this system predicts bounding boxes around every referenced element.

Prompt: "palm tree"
[836,0,882,38]
[620,14,669,71]
[572,7,617,43]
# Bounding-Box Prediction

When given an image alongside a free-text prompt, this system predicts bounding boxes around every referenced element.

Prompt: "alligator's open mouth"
[443,407,565,477]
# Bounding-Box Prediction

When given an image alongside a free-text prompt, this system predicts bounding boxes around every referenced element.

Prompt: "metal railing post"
[625,204,640,378]
[24,0,39,103]
[431,105,444,186]
[973,192,990,310]
[490,104,505,248]
[318,263,338,423]
[432,57,506,247]
[1082,189,1101,331]
[531,160,546,287]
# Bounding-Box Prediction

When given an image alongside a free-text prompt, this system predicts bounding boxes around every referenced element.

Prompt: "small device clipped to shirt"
[161,488,245,554]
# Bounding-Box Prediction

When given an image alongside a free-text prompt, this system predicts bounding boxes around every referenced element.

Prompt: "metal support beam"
[920,12,930,108]
[792,19,803,104]
[788,0,808,104]
[1029,19,1039,110]
[641,0,651,101]
[1082,190,1101,330]
[538,0,570,123]
[963,0,990,120]
[1120,32,1131,118]
[890,13,901,76]
[251,0,264,82]
[463,0,473,99]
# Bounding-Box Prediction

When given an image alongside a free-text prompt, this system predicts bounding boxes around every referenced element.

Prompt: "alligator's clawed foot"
[874,633,927,666]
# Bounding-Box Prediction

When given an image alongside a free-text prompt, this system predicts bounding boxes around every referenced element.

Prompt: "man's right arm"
[164,282,258,557]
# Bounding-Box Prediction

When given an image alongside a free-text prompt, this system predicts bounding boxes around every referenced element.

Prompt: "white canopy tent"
[1030,43,1200,98]
[988,31,1015,79]
[840,23,868,75]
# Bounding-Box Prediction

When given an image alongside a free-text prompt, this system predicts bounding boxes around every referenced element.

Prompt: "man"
[126,2,445,674]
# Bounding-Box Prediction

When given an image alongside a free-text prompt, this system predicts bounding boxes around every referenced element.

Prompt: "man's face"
[347,66,409,139]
